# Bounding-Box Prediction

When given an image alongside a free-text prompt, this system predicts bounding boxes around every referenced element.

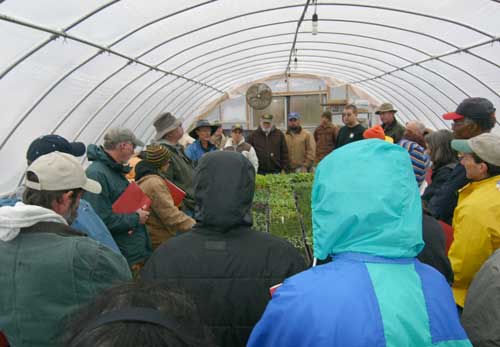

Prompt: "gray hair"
[424,129,458,168]
[103,140,120,150]
[406,120,426,135]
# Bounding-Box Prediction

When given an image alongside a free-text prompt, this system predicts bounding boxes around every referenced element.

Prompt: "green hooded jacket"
[84,144,151,265]
[0,203,131,346]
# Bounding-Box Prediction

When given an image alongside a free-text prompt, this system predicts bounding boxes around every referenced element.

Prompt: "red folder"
[112,182,152,214]
[165,179,186,207]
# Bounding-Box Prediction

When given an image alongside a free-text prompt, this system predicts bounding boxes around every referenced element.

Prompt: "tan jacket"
[136,174,195,250]
[285,128,316,171]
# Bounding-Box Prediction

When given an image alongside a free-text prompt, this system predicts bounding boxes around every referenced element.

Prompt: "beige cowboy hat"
[153,112,182,141]
[375,102,398,114]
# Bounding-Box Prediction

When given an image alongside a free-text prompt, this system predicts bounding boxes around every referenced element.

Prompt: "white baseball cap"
[26,151,101,193]
[451,133,500,166]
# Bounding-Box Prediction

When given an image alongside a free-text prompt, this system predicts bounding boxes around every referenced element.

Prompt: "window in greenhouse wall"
[288,94,326,127]
[252,96,286,129]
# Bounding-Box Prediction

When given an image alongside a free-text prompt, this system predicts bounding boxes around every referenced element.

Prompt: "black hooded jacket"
[141,151,306,347]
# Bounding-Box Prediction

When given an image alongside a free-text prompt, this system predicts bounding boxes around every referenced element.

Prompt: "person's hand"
[136,205,150,225]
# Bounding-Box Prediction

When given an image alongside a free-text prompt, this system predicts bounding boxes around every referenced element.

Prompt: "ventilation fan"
[246,83,272,110]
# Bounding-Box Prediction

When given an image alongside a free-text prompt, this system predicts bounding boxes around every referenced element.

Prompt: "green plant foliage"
[252,173,314,256]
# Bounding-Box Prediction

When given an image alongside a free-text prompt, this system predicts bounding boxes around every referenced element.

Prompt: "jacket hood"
[194,151,255,230]
[86,144,131,173]
[134,160,160,182]
[0,202,67,241]
[312,139,424,259]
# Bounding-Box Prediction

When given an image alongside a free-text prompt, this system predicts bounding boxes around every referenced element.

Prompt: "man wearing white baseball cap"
[447,133,500,311]
[0,152,131,346]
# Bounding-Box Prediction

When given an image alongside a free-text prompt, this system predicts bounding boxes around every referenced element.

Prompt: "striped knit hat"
[143,144,172,168]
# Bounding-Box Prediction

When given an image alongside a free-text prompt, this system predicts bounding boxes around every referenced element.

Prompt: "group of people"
[0,97,499,346]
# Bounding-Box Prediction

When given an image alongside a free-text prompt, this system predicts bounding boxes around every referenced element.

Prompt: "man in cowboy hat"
[152,112,196,216]
[376,102,406,143]
[185,119,219,163]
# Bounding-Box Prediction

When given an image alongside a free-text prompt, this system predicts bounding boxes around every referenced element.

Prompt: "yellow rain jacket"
[450,175,500,307]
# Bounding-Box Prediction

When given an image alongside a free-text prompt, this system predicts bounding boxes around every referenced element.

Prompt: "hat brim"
[132,138,145,147]
[82,178,102,194]
[154,119,182,141]
[189,125,218,139]
[443,112,464,121]
[384,136,394,144]
[375,109,398,115]
[451,139,473,154]
[69,142,86,157]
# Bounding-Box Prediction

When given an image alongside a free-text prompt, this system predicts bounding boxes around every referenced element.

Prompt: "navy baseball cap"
[443,97,495,121]
[27,135,86,163]
[288,112,300,120]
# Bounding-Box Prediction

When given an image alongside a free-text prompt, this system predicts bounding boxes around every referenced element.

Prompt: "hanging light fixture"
[294,56,298,70]
[312,0,319,35]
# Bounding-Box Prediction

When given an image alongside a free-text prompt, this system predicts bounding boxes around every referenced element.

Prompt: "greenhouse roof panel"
[0,0,499,194]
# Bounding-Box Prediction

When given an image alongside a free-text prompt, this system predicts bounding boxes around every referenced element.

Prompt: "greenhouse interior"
[0,1,499,346]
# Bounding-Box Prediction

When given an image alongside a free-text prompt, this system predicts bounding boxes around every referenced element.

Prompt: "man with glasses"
[84,128,151,272]
[448,133,500,311]
[428,97,496,225]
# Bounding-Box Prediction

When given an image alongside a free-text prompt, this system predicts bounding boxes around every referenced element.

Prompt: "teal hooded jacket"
[249,140,470,347]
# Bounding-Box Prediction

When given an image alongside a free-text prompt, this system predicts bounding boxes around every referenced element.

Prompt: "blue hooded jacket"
[248,140,470,347]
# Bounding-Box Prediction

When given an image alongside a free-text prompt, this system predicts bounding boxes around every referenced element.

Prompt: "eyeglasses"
[452,119,466,128]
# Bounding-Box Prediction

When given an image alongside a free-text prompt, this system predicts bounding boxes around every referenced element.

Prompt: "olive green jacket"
[0,220,130,346]
[154,140,196,212]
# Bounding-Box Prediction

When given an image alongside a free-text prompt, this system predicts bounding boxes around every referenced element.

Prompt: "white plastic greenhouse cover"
[1,0,499,194]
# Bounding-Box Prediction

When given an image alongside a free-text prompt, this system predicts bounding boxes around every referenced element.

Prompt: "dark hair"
[344,104,358,114]
[321,111,332,121]
[64,281,215,347]
[471,153,500,177]
[424,130,458,169]
[22,172,82,209]
[464,115,495,132]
